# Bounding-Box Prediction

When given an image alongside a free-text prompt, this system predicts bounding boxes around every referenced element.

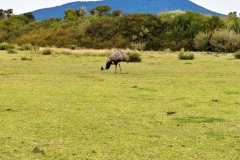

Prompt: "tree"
[162,11,205,50]
[23,12,35,21]
[83,13,163,50]
[226,11,240,34]
[77,6,87,18]
[0,9,13,19]
[131,25,149,50]
[203,15,224,33]
[0,9,5,19]
[64,9,78,21]
[194,32,211,51]
[210,29,240,52]
[158,10,184,22]
[112,10,122,17]
[4,9,13,18]
[90,5,111,16]
[0,15,30,42]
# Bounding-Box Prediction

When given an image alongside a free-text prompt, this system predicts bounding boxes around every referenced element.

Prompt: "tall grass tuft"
[178,49,194,60]
[43,48,113,57]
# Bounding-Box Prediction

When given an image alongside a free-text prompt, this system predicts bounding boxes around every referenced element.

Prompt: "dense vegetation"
[1,7,240,52]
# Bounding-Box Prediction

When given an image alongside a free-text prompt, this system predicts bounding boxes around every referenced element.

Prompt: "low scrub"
[21,56,32,61]
[7,49,18,54]
[19,44,33,51]
[42,49,52,55]
[178,51,194,60]
[0,43,15,50]
[234,51,240,59]
[68,45,77,50]
[127,52,142,62]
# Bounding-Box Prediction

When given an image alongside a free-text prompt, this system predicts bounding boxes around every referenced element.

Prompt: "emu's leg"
[118,63,122,73]
[115,65,117,74]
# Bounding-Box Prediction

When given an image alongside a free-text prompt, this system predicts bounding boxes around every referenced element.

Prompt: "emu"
[101,50,129,74]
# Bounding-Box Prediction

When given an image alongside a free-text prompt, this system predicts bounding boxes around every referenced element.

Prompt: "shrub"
[210,29,240,52]
[163,48,172,53]
[194,32,211,51]
[42,49,52,55]
[127,52,142,62]
[7,49,18,54]
[131,42,146,51]
[178,51,194,60]
[0,43,8,50]
[19,44,32,51]
[20,56,32,61]
[0,43,15,50]
[68,45,77,50]
[21,56,28,60]
[234,51,240,59]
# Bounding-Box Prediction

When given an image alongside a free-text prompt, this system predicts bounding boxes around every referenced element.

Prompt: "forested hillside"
[0,7,240,52]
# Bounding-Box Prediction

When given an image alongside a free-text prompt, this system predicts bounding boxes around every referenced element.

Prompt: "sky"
[190,0,240,15]
[1,0,240,15]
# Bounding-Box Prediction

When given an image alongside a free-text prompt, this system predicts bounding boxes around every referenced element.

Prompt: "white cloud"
[1,0,99,14]
[190,0,240,15]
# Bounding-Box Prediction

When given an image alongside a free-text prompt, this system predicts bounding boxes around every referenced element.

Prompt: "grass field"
[0,50,240,159]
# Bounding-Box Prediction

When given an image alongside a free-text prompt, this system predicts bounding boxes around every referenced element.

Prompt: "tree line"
[0,6,240,52]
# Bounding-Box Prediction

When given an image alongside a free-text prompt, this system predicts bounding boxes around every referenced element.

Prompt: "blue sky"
[1,0,240,15]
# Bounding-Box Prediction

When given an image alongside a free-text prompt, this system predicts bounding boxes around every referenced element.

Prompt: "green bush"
[0,43,8,50]
[42,49,52,55]
[68,45,77,50]
[234,51,240,59]
[0,43,15,50]
[7,49,18,54]
[127,52,142,62]
[19,44,32,51]
[178,51,195,60]
[210,30,240,52]
[21,56,28,60]
[21,56,32,61]
[194,32,211,51]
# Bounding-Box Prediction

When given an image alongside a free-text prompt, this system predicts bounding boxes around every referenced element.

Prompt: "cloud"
[2,0,99,14]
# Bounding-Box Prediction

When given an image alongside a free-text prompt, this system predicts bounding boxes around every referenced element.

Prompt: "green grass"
[0,50,240,159]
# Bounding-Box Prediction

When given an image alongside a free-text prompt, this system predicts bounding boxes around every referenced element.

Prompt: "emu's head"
[101,66,106,71]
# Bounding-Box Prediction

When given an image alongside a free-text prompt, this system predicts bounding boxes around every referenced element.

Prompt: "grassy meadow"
[0,49,240,159]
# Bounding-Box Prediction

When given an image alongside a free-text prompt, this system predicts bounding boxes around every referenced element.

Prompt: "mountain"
[31,0,225,21]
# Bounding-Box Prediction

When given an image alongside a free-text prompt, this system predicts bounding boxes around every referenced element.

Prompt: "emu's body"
[101,50,129,74]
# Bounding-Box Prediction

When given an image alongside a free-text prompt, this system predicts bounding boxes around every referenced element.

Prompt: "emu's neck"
[101,61,111,70]
[105,61,111,69]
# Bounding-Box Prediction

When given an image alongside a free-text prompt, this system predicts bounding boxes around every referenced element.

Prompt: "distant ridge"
[31,0,226,21]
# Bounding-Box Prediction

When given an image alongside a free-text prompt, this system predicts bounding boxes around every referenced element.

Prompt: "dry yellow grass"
[39,47,137,57]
